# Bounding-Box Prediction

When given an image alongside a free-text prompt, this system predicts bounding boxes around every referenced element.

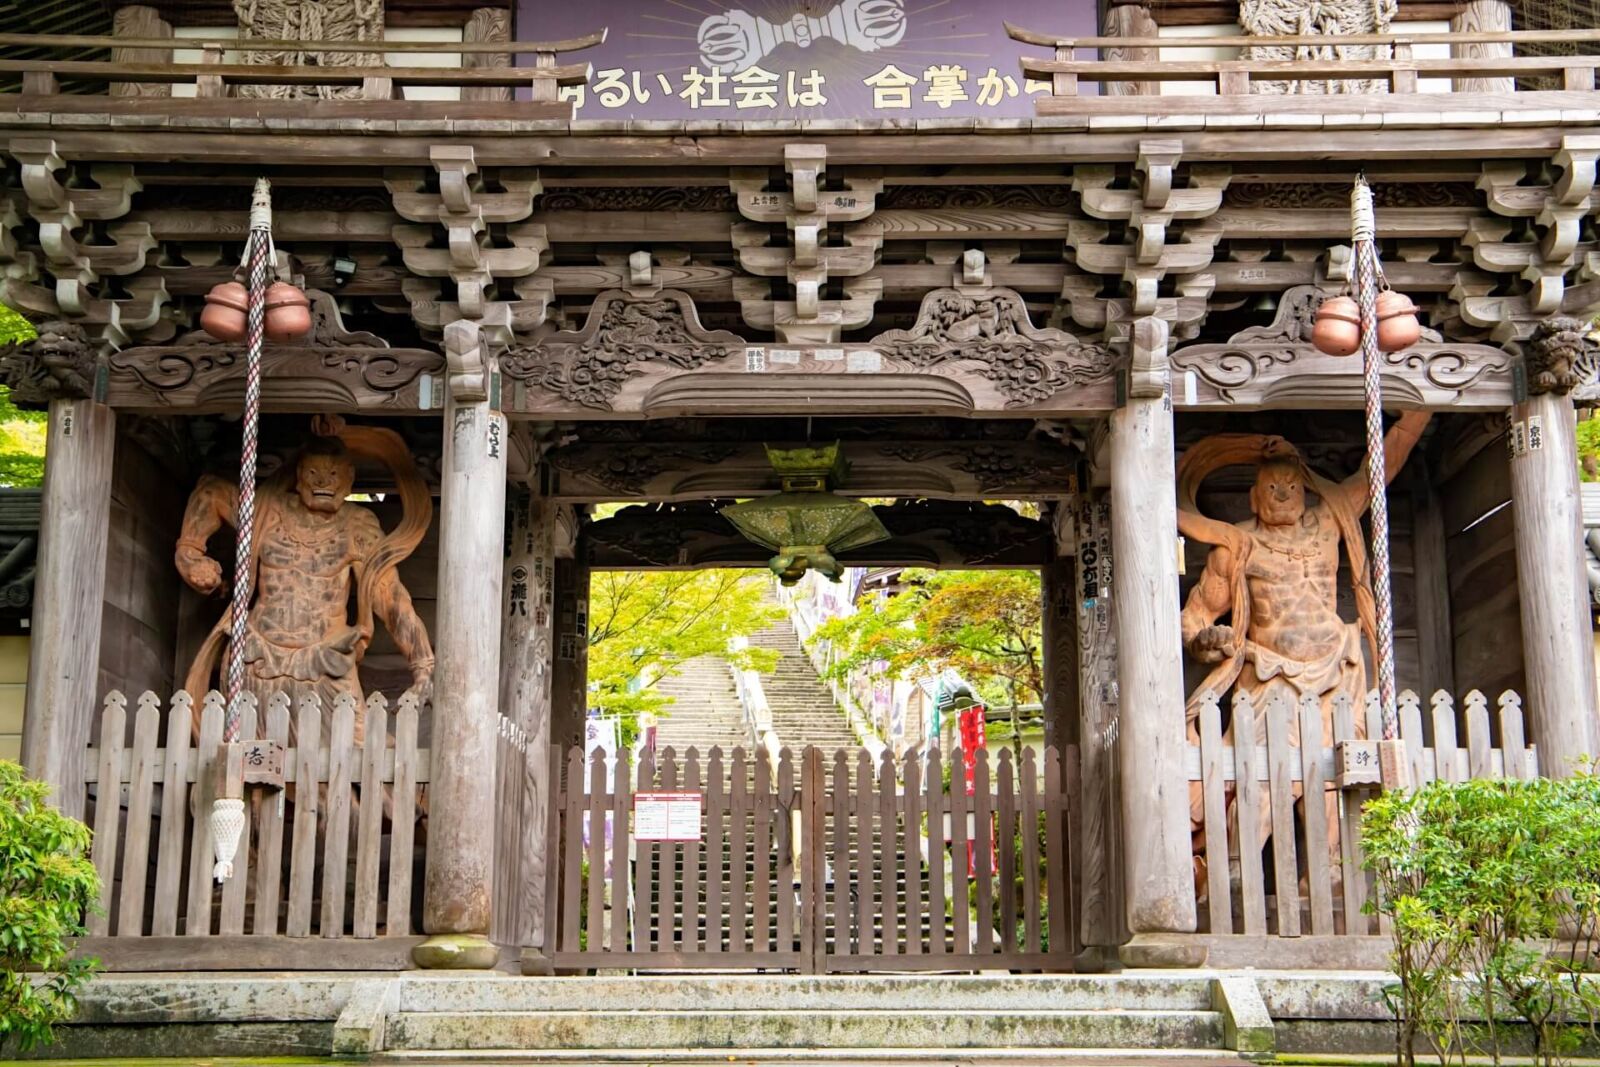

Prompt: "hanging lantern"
[1374,289,1421,353]
[719,442,890,585]
[1311,295,1362,357]
[200,281,249,342]
[264,282,312,342]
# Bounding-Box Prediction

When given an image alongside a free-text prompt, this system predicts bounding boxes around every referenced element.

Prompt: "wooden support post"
[111,6,173,98]
[1411,462,1455,698]
[21,399,115,820]
[502,490,559,969]
[1073,487,1121,968]
[1108,318,1202,967]
[463,7,513,104]
[1102,2,1159,97]
[1508,390,1600,774]
[549,544,590,758]
[416,322,507,969]
[1451,0,1515,95]
[1041,544,1080,753]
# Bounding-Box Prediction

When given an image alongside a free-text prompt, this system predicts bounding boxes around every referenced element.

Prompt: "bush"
[0,760,99,1053]
[1363,775,1600,1067]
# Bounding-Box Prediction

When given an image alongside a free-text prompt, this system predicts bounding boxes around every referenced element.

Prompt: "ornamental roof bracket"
[387,145,551,348]
[1473,136,1600,321]
[4,138,169,348]
[730,143,885,343]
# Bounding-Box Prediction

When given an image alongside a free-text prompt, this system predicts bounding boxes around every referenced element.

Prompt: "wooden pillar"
[1103,1,1159,97]
[111,6,172,98]
[1108,318,1201,966]
[417,323,507,968]
[462,7,512,103]
[1411,461,1455,698]
[549,544,590,757]
[1508,390,1600,774]
[1073,487,1123,966]
[1041,548,1080,752]
[1451,0,1515,94]
[20,398,114,819]
[502,490,559,965]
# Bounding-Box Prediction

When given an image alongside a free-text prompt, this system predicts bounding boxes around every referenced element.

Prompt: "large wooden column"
[549,541,591,757]
[1508,388,1600,774]
[501,490,560,969]
[1108,318,1201,966]
[1041,548,1080,754]
[1451,0,1514,94]
[417,322,508,968]
[20,398,115,819]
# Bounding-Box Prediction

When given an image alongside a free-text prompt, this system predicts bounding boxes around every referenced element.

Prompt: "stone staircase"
[650,610,857,756]
[652,653,751,754]
[750,616,859,752]
[375,974,1252,1060]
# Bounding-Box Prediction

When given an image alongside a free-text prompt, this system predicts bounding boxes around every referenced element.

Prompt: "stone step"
[386,1009,1225,1052]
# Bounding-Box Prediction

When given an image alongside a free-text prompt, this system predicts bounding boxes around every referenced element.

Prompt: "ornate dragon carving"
[500,289,744,411]
[1523,315,1598,396]
[869,287,1115,407]
[1224,182,1479,210]
[0,320,99,406]
[545,443,740,495]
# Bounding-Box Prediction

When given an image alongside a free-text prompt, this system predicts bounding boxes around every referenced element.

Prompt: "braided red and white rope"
[1352,178,1399,740]
[225,178,272,741]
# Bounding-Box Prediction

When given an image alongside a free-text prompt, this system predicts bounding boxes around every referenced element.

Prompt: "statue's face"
[1251,460,1305,527]
[296,451,355,514]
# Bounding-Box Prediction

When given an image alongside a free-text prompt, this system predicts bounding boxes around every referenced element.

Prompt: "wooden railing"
[1187,687,1536,949]
[80,689,429,970]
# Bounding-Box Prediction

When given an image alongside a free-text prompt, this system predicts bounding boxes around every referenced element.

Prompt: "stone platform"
[2,971,1416,1061]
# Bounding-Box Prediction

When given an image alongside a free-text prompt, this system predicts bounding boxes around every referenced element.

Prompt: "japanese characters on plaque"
[521,0,1095,121]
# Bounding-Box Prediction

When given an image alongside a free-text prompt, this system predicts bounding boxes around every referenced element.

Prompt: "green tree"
[587,567,783,742]
[0,760,99,1054]
[811,568,1044,715]
[0,307,44,488]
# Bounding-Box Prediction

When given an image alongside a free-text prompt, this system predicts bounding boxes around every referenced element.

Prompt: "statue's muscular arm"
[1181,544,1236,663]
[1323,411,1431,519]
[352,513,436,702]
[175,473,238,595]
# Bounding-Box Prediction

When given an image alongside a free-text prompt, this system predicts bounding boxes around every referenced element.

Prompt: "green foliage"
[1362,776,1600,1067]
[0,760,100,1053]
[587,563,784,744]
[0,307,43,488]
[1578,415,1600,482]
[810,569,1043,709]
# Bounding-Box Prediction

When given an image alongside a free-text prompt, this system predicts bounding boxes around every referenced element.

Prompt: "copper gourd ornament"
[1374,289,1421,353]
[1311,295,1362,357]
[264,282,312,342]
[200,281,249,342]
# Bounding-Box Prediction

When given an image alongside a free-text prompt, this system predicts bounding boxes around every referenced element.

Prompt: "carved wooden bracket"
[0,319,100,407]
[106,289,446,413]
[1521,315,1599,397]
[1171,284,1515,409]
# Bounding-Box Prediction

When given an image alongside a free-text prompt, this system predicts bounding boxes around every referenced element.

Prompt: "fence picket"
[776,748,797,956]
[89,693,127,937]
[1264,692,1301,937]
[972,751,994,955]
[1332,695,1368,936]
[997,748,1017,955]
[219,695,259,935]
[1464,691,1493,779]
[1042,745,1067,958]
[560,746,584,954]
[352,695,388,938]
[831,750,852,954]
[117,693,161,937]
[1232,693,1267,936]
[1021,748,1042,955]
[254,693,291,935]
[319,694,357,938]
[876,748,899,956]
[661,749,682,951]
[151,692,193,937]
[1063,744,1084,959]
[1198,692,1232,934]
[587,746,609,955]
[386,694,419,936]
[1432,691,1462,783]
[904,751,924,956]
[751,752,771,953]
[634,748,658,954]
[950,745,971,954]
[726,748,747,954]
[1399,691,1429,786]
[285,695,321,937]
[703,748,724,955]
[1296,695,1333,935]
[611,749,633,954]
[926,747,948,956]
[185,692,225,937]
[1498,692,1530,779]
[853,748,875,954]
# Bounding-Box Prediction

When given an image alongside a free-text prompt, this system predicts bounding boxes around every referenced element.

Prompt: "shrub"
[0,760,99,1053]
[1363,775,1600,1067]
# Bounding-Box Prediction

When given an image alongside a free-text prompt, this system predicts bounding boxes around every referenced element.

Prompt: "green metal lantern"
[719,442,889,585]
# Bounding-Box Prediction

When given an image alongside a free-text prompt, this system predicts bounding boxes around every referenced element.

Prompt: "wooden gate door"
[546,743,812,971]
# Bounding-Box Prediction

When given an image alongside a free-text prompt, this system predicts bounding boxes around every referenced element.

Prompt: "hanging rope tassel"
[213,178,273,883]
[1351,176,1400,742]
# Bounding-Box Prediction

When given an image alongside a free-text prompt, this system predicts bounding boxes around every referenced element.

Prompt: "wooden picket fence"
[79,689,429,968]
[546,742,1082,973]
[1188,687,1537,942]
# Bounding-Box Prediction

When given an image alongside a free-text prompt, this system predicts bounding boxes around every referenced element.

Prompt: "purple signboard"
[519,0,1097,120]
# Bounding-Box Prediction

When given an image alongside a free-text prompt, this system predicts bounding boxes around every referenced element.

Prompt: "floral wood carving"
[1171,285,1512,405]
[109,289,443,406]
[0,320,98,407]
[545,443,740,495]
[500,289,744,410]
[870,287,1114,407]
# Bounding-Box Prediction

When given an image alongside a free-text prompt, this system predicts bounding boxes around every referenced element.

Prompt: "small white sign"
[1527,414,1544,453]
[634,791,702,842]
[846,350,883,373]
[745,347,766,372]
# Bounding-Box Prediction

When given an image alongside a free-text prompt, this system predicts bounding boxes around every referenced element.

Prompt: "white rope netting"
[233,0,385,100]
[1238,0,1399,94]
